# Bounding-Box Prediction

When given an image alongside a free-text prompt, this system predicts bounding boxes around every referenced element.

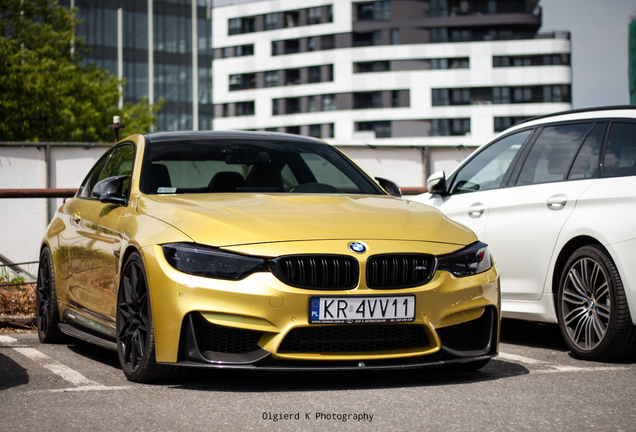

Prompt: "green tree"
[0,0,163,142]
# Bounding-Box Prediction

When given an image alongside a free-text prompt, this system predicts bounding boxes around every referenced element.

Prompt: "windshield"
[141,138,383,195]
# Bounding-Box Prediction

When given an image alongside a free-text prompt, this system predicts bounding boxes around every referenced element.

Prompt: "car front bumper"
[141,240,500,368]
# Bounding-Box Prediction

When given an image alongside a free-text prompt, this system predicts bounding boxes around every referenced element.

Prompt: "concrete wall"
[0,146,106,264]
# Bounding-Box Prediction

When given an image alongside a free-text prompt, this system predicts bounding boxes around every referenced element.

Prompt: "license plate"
[309,296,415,324]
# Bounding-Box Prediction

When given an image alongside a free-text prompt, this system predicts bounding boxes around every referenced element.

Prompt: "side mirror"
[92,175,130,206]
[375,177,402,197]
[426,171,447,195]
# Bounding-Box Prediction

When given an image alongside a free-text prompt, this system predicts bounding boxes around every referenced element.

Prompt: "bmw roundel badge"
[348,242,367,254]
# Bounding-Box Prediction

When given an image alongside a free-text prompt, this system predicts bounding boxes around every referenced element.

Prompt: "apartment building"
[64,0,572,186]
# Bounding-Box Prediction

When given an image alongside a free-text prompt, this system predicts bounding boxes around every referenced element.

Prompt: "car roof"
[143,130,329,146]
[509,105,636,131]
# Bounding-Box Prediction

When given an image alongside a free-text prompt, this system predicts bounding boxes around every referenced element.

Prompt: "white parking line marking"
[0,335,19,345]
[498,352,546,364]
[533,365,628,374]
[13,347,103,387]
[26,385,137,394]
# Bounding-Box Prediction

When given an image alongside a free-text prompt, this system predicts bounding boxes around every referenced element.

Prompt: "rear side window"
[602,122,636,178]
[516,123,591,186]
[568,122,604,180]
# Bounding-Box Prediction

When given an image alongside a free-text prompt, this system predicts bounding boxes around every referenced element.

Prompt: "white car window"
[568,122,605,180]
[450,129,531,194]
[603,122,636,178]
[516,123,591,186]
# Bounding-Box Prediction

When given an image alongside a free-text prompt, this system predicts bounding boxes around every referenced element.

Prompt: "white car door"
[485,122,604,301]
[422,129,534,240]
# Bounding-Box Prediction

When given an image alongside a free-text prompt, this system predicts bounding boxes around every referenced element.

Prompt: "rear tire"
[116,252,184,383]
[557,245,636,361]
[36,247,65,343]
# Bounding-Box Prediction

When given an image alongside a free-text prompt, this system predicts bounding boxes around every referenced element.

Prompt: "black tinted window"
[568,123,604,180]
[603,122,636,178]
[451,130,531,194]
[516,123,591,186]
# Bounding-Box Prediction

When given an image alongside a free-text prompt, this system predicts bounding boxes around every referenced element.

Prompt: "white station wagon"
[412,106,636,361]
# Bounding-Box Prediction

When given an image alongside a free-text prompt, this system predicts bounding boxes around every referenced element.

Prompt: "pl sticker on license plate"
[309,296,415,324]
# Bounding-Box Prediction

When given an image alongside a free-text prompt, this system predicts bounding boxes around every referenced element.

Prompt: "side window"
[96,144,135,196]
[77,154,110,199]
[516,123,591,186]
[602,122,636,178]
[568,123,605,180]
[450,129,531,194]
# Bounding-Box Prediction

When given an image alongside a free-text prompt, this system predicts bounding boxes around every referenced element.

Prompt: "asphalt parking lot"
[1,319,635,432]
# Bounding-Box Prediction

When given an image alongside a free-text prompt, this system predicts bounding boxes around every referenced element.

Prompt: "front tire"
[36,247,64,343]
[116,252,182,383]
[557,245,636,361]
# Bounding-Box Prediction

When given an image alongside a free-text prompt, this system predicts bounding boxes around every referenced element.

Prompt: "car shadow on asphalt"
[500,318,567,351]
[168,358,530,392]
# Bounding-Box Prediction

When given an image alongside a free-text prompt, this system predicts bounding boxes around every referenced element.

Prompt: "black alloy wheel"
[116,252,182,382]
[36,247,64,343]
[558,245,636,361]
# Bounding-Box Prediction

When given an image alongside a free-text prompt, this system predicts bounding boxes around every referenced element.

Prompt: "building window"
[307,37,316,51]
[286,126,301,135]
[430,27,448,43]
[265,13,278,30]
[285,39,299,54]
[354,92,381,109]
[494,117,530,132]
[322,94,336,111]
[357,1,390,21]
[308,66,321,83]
[451,88,470,105]
[322,34,335,50]
[286,98,300,114]
[265,71,278,88]
[325,65,333,82]
[430,0,448,17]
[309,124,322,137]
[236,101,255,116]
[392,90,400,108]
[492,87,511,104]
[284,11,299,28]
[390,28,400,45]
[228,17,254,35]
[353,31,381,47]
[431,118,470,136]
[354,61,389,73]
[493,54,571,67]
[308,96,317,112]
[432,89,449,106]
[308,7,321,24]
[285,69,300,85]
[357,121,391,138]
[229,73,256,91]
[431,57,469,69]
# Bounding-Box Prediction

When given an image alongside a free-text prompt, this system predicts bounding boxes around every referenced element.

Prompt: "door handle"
[468,203,485,218]
[546,194,567,210]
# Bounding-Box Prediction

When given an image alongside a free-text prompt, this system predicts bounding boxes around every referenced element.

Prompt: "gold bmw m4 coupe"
[37,131,500,382]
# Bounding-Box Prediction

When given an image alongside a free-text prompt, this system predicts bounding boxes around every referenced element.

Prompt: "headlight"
[162,243,268,280]
[437,241,492,277]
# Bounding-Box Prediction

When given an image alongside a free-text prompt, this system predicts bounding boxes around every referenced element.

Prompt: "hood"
[136,193,476,247]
